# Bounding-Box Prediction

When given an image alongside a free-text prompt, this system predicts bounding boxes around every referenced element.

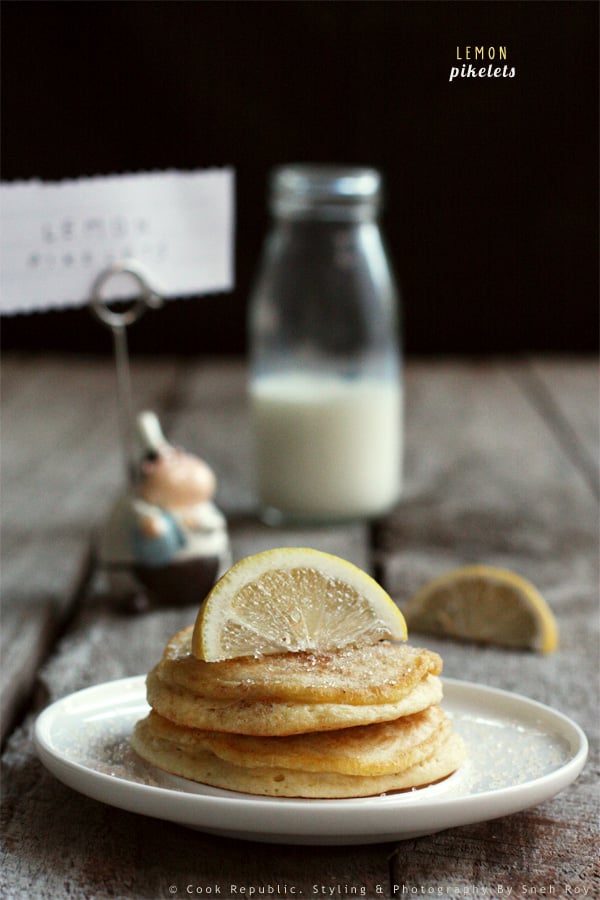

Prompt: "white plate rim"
[34,675,589,844]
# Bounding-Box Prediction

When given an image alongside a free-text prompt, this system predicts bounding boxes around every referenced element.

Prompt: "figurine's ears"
[137,411,170,457]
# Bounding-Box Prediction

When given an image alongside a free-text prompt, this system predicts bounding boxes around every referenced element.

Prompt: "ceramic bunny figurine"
[98,411,231,607]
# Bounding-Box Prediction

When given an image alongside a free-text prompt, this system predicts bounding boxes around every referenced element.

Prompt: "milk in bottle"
[248,165,403,524]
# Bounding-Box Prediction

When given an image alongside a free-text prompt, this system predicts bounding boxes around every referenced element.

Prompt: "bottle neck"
[271,201,379,224]
[269,165,382,221]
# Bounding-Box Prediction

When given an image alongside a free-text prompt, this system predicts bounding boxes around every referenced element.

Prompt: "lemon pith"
[403,565,558,653]
[192,547,407,662]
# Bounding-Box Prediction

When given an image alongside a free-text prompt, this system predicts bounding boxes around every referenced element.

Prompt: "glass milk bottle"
[248,164,403,524]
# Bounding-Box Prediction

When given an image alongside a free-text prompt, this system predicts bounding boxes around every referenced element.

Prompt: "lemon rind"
[192,547,407,661]
[405,565,558,654]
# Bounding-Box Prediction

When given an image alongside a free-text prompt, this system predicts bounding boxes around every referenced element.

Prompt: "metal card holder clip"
[89,260,163,484]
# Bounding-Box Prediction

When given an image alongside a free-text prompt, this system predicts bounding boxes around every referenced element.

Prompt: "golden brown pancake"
[137,703,450,775]
[131,709,465,798]
[155,626,442,703]
[147,668,443,736]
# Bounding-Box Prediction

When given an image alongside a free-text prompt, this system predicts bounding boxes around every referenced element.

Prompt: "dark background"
[2,0,598,357]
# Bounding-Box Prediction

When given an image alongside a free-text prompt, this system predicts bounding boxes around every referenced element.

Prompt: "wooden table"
[1,354,598,898]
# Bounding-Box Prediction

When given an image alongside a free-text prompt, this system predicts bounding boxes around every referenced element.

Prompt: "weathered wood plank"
[375,359,599,716]
[374,360,598,892]
[521,357,599,499]
[389,784,598,895]
[530,357,599,460]
[0,354,180,742]
[1,355,179,528]
[376,360,597,643]
[2,356,597,898]
[0,540,92,743]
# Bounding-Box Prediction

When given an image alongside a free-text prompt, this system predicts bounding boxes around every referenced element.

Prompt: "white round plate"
[34,676,588,845]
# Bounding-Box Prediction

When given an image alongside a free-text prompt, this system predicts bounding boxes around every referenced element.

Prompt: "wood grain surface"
[1,354,598,899]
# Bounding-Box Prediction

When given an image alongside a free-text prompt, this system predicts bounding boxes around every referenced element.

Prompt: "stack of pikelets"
[131,626,465,798]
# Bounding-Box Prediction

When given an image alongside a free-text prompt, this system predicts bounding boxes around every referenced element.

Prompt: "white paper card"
[0,169,234,315]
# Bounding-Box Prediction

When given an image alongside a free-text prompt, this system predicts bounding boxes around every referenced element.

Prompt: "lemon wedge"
[403,565,558,653]
[192,547,407,661]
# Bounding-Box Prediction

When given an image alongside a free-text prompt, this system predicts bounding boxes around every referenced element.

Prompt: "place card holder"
[89,259,163,483]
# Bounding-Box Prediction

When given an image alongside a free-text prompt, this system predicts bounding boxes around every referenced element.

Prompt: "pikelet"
[145,626,444,735]
[131,548,466,798]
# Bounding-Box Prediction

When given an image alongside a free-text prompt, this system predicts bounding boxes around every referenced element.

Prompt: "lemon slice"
[192,547,407,661]
[403,565,558,653]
